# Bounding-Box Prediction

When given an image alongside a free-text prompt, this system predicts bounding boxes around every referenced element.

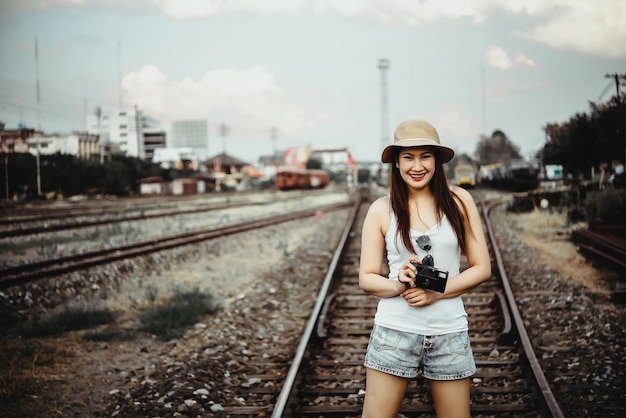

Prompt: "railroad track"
[2,188,622,417]
[254,196,565,417]
[0,189,335,238]
[572,225,626,272]
[0,189,288,222]
[0,201,353,289]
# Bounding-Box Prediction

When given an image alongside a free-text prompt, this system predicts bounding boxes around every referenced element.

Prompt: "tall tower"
[378,58,390,151]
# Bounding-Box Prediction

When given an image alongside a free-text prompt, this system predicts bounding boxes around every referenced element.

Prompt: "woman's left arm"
[441,188,492,298]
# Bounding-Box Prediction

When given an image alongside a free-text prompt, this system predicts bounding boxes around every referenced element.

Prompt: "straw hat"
[381,119,455,163]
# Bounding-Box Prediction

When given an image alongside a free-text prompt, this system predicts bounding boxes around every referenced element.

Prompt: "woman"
[359,119,491,417]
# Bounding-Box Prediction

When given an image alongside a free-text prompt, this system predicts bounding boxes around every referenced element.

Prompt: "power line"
[597,80,614,101]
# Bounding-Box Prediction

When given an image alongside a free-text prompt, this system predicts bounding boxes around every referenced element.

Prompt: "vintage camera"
[410,261,448,293]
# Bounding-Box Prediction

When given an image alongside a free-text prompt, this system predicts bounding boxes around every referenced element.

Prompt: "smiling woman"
[358,118,491,418]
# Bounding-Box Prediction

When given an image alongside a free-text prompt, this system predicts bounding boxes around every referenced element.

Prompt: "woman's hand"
[398,256,419,290]
[402,286,442,306]
[399,256,442,305]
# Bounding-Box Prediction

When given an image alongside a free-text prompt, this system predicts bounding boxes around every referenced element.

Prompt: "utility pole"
[604,73,626,163]
[96,106,104,164]
[220,123,228,155]
[2,125,7,200]
[134,104,144,159]
[34,36,42,196]
[482,65,487,133]
[118,39,123,108]
[605,73,626,102]
[270,126,277,154]
[4,154,8,201]
[378,59,390,151]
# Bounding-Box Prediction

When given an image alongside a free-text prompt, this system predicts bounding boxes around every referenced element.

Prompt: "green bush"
[583,190,626,223]
[19,307,116,338]
[138,288,220,341]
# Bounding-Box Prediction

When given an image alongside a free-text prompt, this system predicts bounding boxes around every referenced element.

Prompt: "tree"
[305,157,323,170]
[541,96,626,179]
[474,130,522,165]
[0,153,168,199]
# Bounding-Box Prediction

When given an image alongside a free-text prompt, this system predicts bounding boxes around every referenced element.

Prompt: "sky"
[1,0,625,165]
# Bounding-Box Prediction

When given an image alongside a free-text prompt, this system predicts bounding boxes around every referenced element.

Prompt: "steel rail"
[482,200,565,418]
[270,194,362,418]
[0,190,338,238]
[0,201,354,289]
[572,227,626,270]
[0,201,263,238]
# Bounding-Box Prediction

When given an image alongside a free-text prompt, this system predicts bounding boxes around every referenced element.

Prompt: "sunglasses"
[416,235,434,267]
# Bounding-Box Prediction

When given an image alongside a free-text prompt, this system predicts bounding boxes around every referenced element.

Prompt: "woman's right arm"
[359,198,407,297]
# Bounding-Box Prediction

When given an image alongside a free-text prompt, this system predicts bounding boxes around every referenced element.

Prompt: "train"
[275,168,330,190]
[452,162,477,189]
[478,160,540,191]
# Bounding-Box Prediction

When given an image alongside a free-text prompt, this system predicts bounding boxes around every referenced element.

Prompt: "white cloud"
[8,0,85,9]
[428,107,480,155]
[485,46,535,70]
[148,0,626,58]
[517,0,626,59]
[9,0,625,57]
[121,64,327,136]
[149,0,492,24]
[485,46,514,70]
[514,53,535,67]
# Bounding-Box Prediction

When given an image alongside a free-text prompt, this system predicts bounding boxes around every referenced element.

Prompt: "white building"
[28,133,100,159]
[86,107,144,159]
[152,147,198,169]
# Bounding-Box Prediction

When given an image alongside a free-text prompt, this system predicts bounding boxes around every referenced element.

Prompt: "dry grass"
[507,207,619,294]
[510,207,572,233]
[0,338,74,416]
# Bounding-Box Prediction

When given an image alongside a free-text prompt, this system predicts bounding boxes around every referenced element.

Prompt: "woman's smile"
[409,172,427,181]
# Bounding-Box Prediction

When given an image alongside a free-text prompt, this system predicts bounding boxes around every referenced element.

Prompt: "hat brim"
[381,138,455,163]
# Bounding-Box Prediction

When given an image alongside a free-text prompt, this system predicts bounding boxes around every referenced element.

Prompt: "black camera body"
[410,261,448,293]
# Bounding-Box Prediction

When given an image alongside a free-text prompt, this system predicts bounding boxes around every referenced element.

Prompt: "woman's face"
[396,147,436,190]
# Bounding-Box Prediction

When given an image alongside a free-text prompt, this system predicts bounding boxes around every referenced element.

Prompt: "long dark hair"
[387,147,469,254]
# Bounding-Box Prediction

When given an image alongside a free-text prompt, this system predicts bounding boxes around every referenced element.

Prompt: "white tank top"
[374,209,468,335]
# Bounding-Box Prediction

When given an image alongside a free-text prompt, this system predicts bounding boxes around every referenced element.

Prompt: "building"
[143,130,167,161]
[0,128,35,153]
[28,133,100,159]
[0,128,100,160]
[309,147,358,187]
[86,106,145,159]
[203,152,250,191]
[152,147,197,169]
[257,151,284,179]
[170,120,209,161]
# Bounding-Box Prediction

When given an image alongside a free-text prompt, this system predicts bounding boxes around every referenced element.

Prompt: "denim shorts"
[363,324,476,380]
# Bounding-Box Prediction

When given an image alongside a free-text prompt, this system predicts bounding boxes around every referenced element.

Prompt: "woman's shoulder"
[368,195,391,214]
[365,196,394,226]
[449,185,479,215]
[450,185,474,203]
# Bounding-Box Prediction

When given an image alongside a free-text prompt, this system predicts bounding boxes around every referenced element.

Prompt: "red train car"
[276,169,329,190]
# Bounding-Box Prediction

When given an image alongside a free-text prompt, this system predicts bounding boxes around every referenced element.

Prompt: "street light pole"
[34,36,42,196]
[220,123,228,155]
[1,127,7,200]
[4,155,8,201]
[270,126,277,154]
[378,58,390,152]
